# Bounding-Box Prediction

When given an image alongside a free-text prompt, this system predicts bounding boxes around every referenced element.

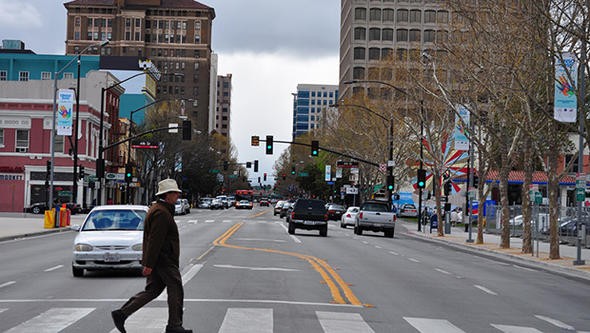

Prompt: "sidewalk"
[0,212,84,241]
[399,219,590,283]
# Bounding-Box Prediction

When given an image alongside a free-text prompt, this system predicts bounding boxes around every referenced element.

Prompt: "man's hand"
[142,266,153,276]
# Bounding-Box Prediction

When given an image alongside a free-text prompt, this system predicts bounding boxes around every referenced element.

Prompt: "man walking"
[112,179,192,333]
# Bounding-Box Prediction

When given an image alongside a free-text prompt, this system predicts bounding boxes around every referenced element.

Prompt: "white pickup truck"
[354,200,396,238]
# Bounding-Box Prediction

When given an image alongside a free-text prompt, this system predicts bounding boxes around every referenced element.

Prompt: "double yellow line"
[213,223,364,306]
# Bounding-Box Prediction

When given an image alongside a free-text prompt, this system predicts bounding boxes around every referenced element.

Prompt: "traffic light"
[386,175,394,191]
[311,140,319,156]
[444,181,452,196]
[246,162,252,168]
[263,173,267,181]
[96,158,104,178]
[46,160,51,180]
[79,165,85,180]
[417,169,426,189]
[182,120,192,141]
[265,135,273,154]
[473,175,479,188]
[254,160,259,172]
[291,166,296,175]
[125,164,133,183]
[223,160,229,171]
[258,176,261,183]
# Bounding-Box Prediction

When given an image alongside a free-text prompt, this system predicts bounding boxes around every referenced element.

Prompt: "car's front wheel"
[320,225,327,237]
[385,230,394,238]
[288,221,295,234]
[72,266,84,277]
[32,206,42,214]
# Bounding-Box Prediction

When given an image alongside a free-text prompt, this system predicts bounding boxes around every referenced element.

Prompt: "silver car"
[71,205,148,277]
[340,206,359,228]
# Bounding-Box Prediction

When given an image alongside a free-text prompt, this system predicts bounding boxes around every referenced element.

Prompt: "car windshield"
[362,203,388,212]
[296,200,326,210]
[82,209,147,231]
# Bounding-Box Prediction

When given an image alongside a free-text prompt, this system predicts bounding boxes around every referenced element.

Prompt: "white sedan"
[340,206,359,228]
[236,200,253,209]
[71,205,148,277]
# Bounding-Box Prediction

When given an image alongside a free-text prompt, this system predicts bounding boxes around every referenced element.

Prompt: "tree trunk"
[499,153,511,249]
[522,138,533,254]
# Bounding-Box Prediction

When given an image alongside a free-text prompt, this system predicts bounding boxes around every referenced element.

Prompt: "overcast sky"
[0,0,340,183]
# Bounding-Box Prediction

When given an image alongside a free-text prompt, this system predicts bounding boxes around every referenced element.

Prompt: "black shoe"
[111,310,127,333]
[165,326,193,333]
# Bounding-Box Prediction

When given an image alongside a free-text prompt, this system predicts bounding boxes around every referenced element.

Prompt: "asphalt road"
[0,206,589,332]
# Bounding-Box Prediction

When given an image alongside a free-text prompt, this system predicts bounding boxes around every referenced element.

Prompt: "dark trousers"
[119,263,184,327]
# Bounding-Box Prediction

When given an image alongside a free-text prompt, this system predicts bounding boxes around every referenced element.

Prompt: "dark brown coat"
[142,200,180,268]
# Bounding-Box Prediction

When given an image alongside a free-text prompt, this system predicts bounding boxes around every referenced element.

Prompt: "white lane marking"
[474,285,498,296]
[5,307,94,333]
[158,264,203,300]
[404,317,467,332]
[534,315,575,330]
[317,311,375,333]
[513,265,536,272]
[234,238,286,242]
[408,258,421,263]
[0,281,16,289]
[213,264,299,272]
[109,307,167,333]
[278,222,302,243]
[435,268,451,275]
[222,220,232,223]
[219,308,273,333]
[389,251,399,256]
[205,220,215,223]
[188,219,198,224]
[490,324,543,332]
[44,265,64,272]
[0,308,7,314]
[362,241,369,245]
[374,245,382,249]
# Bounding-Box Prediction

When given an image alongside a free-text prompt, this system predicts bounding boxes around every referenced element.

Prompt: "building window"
[0,70,6,81]
[383,9,394,22]
[74,31,80,40]
[396,29,408,42]
[424,30,435,43]
[436,30,449,43]
[369,48,381,60]
[353,47,366,60]
[16,129,29,151]
[63,73,74,79]
[437,10,449,23]
[424,10,436,23]
[381,48,393,60]
[409,29,421,42]
[354,27,366,40]
[354,7,367,20]
[353,66,365,80]
[41,72,51,80]
[75,16,80,26]
[19,71,29,81]
[410,10,421,23]
[369,28,381,41]
[382,28,394,41]
[0,129,3,146]
[397,9,408,22]
[370,8,381,21]
[54,134,64,153]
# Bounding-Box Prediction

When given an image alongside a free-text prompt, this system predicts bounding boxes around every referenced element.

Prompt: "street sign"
[251,136,260,146]
[346,187,358,194]
[336,161,359,169]
[168,123,179,133]
[105,173,124,180]
[298,172,309,177]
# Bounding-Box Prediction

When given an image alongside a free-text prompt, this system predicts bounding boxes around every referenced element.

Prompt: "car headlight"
[74,243,93,251]
[131,243,143,251]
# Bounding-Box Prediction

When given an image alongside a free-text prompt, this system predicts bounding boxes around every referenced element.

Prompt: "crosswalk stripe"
[404,317,467,333]
[316,311,375,333]
[490,324,543,332]
[109,307,167,333]
[534,315,575,330]
[0,308,7,314]
[5,307,94,333]
[218,308,273,333]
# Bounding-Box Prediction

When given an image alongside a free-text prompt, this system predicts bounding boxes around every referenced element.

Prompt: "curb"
[0,227,73,242]
[401,226,590,284]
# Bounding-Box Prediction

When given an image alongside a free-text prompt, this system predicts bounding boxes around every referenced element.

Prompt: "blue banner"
[554,53,578,123]
[57,89,75,136]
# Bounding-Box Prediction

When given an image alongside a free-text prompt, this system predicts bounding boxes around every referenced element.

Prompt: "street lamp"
[49,40,108,210]
[96,70,150,205]
[344,79,427,231]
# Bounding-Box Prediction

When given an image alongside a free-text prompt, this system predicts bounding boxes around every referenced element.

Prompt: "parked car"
[327,204,346,221]
[210,198,224,210]
[288,199,329,237]
[236,200,253,210]
[175,199,190,215]
[274,201,286,216]
[355,200,396,238]
[26,201,81,215]
[398,203,418,218]
[216,195,230,208]
[340,206,359,228]
[227,196,236,207]
[198,198,212,209]
[71,205,148,277]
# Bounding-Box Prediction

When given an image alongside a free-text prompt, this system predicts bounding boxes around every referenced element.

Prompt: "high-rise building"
[292,84,339,139]
[215,73,232,138]
[339,0,449,97]
[63,0,215,133]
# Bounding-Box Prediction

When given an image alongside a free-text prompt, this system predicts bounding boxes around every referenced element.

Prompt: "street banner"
[56,89,75,136]
[336,167,342,179]
[454,104,470,151]
[554,53,578,123]
[325,165,331,182]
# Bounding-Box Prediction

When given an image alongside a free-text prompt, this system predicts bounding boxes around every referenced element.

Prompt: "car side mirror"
[70,224,81,231]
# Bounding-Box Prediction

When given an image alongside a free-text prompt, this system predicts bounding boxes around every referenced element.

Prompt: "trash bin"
[59,206,71,227]
[44,209,55,229]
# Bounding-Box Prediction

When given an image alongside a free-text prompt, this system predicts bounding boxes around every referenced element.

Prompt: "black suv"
[288,199,328,237]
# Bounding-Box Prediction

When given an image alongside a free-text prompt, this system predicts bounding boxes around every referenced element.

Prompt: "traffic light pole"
[418,101,424,232]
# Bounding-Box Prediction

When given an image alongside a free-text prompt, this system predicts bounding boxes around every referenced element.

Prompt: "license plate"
[103,253,120,262]
[304,221,315,225]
